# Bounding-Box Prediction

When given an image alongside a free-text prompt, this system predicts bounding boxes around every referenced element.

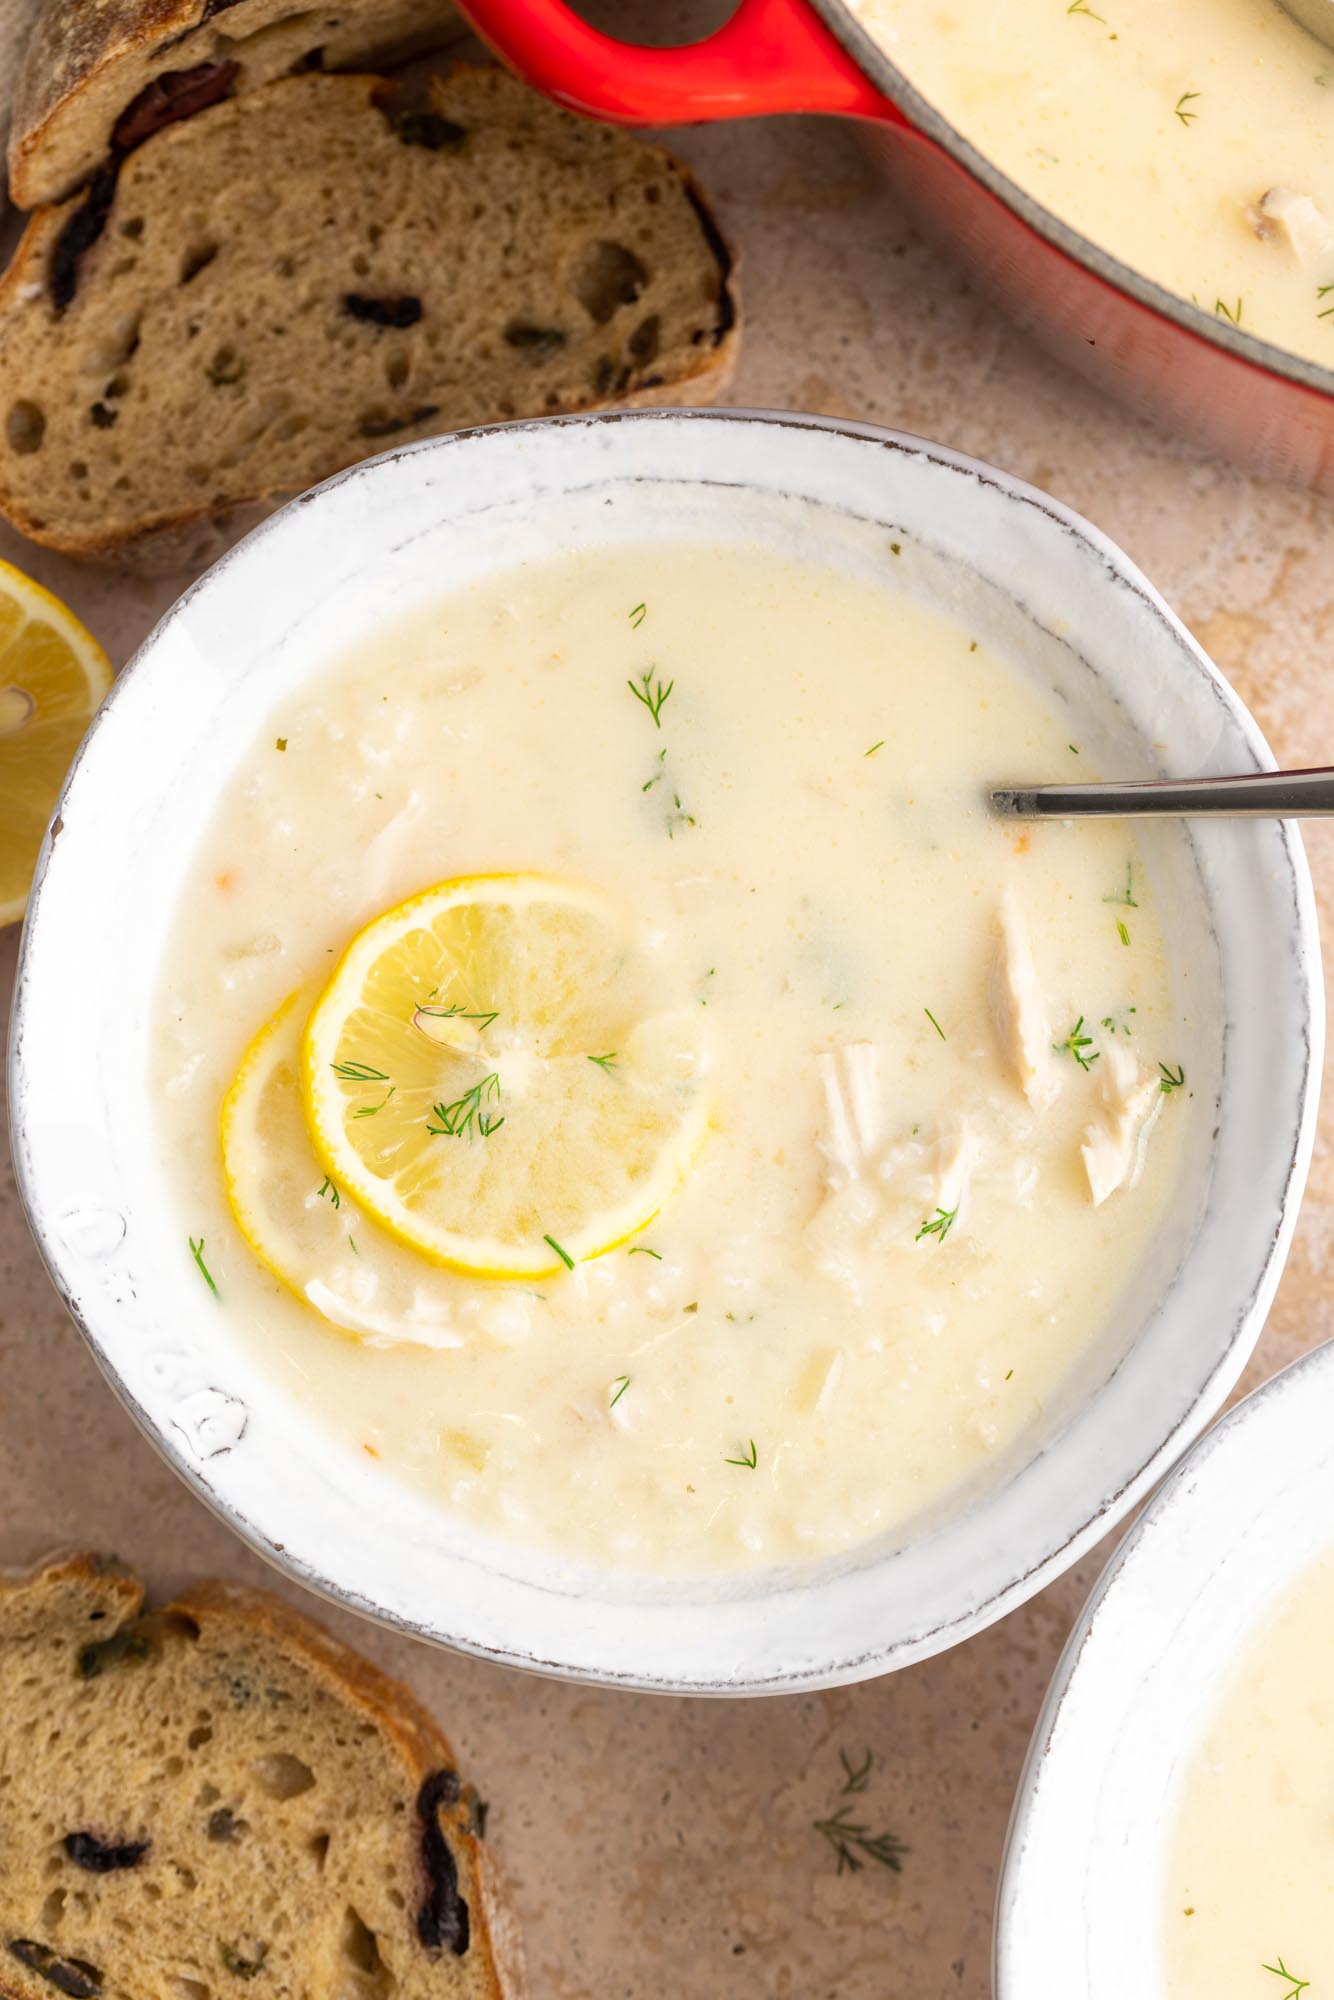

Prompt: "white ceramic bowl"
[996,1335,1334,1996]
[8,410,1323,1693]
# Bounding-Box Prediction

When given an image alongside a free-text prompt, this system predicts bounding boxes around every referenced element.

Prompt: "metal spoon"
[991,767,1334,819]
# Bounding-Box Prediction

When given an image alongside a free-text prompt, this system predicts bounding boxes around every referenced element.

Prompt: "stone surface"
[2,12,1332,1997]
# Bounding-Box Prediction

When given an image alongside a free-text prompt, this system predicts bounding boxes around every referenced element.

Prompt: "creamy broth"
[153,538,1194,1573]
[1165,1548,1334,1995]
[849,0,1334,367]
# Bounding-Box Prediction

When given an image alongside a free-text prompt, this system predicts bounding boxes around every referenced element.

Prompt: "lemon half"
[0,560,112,925]
[300,874,708,1277]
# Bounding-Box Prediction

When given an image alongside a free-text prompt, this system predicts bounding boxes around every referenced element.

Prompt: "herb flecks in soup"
[849,0,1334,367]
[154,540,1191,1572]
[1165,1549,1334,1996]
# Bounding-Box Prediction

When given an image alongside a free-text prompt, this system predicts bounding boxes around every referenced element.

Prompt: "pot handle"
[452,0,902,127]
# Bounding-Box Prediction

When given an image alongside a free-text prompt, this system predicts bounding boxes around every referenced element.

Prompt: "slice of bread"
[0,1552,524,2000]
[0,64,738,568]
[9,0,463,209]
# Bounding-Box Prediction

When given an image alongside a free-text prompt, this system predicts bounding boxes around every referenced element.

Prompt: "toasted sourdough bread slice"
[0,1552,523,2000]
[0,65,738,567]
[9,0,463,209]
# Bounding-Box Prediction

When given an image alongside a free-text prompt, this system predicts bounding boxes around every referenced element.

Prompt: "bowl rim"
[809,0,1334,401]
[994,1334,1334,1995]
[7,405,1325,1693]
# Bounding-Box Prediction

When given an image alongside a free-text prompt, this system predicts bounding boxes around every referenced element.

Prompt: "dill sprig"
[627,1245,661,1259]
[627,668,674,728]
[839,1748,873,1795]
[865,740,885,758]
[1117,920,1131,947]
[923,1007,946,1040]
[1215,296,1243,325]
[1174,89,1200,125]
[724,1438,758,1469]
[317,1177,341,1209]
[1067,0,1105,16]
[1054,1017,1099,1069]
[1319,282,1334,322]
[427,1073,503,1140]
[331,1059,389,1081]
[629,602,647,629]
[1103,860,1139,908]
[813,1806,909,1876]
[416,1002,499,1031]
[588,1052,618,1070]
[1158,1061,1185,1094]
[915,1205,957,1244]
[544,1233,575,1270]
[188,1236,219,1298]
[354,1085,396,1119]
[609,1374,631,1408]
[1262,1960,1310,2000]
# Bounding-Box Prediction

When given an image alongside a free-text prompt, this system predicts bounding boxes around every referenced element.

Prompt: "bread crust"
[0,71,741,570]
[0,1551,526,2000]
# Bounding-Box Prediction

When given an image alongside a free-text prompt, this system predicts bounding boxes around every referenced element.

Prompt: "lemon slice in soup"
[0,561,112,925]
[222,989,466,1346]
[300,874,709,1277]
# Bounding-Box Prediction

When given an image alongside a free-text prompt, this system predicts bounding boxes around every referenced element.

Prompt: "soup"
[1165,1546,1334,1995]
[152,536,1194,1572]
[849,0,1334,367]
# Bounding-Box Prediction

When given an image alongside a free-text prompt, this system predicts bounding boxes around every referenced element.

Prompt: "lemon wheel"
[300,874,709,1277]
[221,990,465,1348]
[0,560,112,925]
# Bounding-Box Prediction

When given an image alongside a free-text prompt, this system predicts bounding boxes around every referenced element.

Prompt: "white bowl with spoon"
[8,409,1323,1691]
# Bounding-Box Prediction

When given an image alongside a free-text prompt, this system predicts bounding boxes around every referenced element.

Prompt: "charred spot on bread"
[62,1832,149,1873]
[414,1771,470,1957]
[8,1943,103,1998]
[111,62,241,154]
[682,184,736,342]
[344,295,423,330]
[357,404,440,438]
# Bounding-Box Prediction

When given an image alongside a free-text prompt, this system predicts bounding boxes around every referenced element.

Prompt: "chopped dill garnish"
[643,747,667,792]
[813,1806,909,1876]
[627,667,674,728]
[1158,1061,1185,1094]
[915,1205,958,1244]
[609,1374,631,1407]
[1103,860,1139,908]
[188,1236,219,1298]
[627,1245,662,1259]
[332,1060,389,1081]
[1054,1017,1099,1069]
[1068,743,1080,754]
[354,1085,396,1119]
[724,1310,757,1323]
[724,1438,758,1469]
[697,967,715,1005]
[889,541,902,555]
[1004,1368,1015,1380]
[317,1177,341,1209]
[1066,0,1105,16]
[1215,296,1243,325]
[1174,90,1200,125]
[348,1234,359,1255]
[667,791,696,838]
[275,737,288,752]
[544,1233,575,1270]
[629,602,647,628]
[1101,1010,1136,1034]
[840,1748,873,1795]
[924,1007,946,1041]
[865,741,885,758]
[416,1002,499,1030]
[427,1074,503,1140]
[1117,920,1130,947]
[588,1052,618,1070]
[1262,1960,1310,2000]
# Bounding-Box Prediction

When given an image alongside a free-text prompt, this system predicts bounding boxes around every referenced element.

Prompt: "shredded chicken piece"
[1079,1040,1163,1206]
[1247,186,1334,265]
[930,1118,982,1219]
[989,891,1057,1109]
[815,1042,883,1188]
[303,1279,464,1349]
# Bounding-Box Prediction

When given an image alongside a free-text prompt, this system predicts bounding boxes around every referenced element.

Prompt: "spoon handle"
[991,766,1334,819]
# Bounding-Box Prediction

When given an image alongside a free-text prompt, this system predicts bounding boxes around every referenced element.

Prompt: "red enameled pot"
[454,0,1334,490]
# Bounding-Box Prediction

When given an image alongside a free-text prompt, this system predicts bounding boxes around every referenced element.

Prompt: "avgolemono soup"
[153,537,1194,1571]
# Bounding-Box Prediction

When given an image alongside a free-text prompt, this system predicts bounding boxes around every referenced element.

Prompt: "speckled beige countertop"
[3,10,1333,1996]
